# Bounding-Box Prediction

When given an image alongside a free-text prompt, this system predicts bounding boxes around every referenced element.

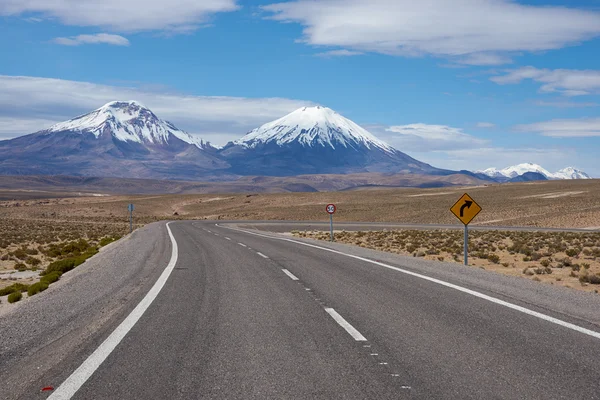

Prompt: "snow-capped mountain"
[0,101,476,183]
[235,106,395,153]
[219,106,445,176]
[45,101,209,149]
[0,101,230,181]
[552,167,592,180]
[477,163,591,180]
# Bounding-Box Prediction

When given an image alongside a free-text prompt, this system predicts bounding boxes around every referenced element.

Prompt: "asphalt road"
[2,220,600,399]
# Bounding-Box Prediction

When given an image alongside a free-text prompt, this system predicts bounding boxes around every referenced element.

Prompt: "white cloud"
[263,0,600,64]
[0,0,238,32]
[371,123,488,152]
[515,118,600,138]
[458,53,513,66]
[476,122,495,128]
[0,76,313,145]
[315,49,363,57]
[491,67,600,96]
[53,33,130,46]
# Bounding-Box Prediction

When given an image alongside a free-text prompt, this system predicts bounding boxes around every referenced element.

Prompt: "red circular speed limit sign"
[326,204,336,214]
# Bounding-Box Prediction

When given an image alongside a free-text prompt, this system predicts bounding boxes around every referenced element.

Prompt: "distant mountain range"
[476,163,592,182]
[0,101,455,181]
[0,102,592,185]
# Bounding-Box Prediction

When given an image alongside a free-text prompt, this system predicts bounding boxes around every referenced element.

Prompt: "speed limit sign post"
[326,204,336,242]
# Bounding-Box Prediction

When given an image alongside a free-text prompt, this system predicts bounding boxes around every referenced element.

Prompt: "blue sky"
[1,0,600,176]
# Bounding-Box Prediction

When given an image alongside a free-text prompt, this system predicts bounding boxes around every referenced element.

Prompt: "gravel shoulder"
[0,221,171,400]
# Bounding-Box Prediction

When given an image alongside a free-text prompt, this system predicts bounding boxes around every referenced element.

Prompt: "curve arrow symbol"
[460,200,473,217]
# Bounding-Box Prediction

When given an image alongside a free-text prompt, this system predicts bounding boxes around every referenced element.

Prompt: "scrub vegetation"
[293,229,600,293]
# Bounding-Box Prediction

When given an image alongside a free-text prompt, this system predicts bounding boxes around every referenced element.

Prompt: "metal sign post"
[464,225,468,266]
[128,203,134,233]
[450,194,482,266]
[326,204,336,242]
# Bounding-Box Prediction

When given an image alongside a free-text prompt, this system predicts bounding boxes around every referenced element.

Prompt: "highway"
[1,221,600,399]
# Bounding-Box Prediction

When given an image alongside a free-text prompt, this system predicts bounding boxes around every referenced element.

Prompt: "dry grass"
[293,229,600,293]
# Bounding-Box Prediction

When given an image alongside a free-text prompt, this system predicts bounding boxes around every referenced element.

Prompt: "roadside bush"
[8,291,22,303]
[41,247,98,276]
[0,283,29,296]
[99,236,117,247]
[27,282,49,296]
[40,272,61,284]
[540,259,551,267]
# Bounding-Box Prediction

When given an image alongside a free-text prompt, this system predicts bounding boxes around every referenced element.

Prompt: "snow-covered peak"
[553,167,592,180]
[235,106,395,153]
[45,101,208,148]
[477,163,592,180]
[500,163,553,179]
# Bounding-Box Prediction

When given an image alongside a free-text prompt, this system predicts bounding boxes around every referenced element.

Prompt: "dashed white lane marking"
[225,237,231,241]
[281,269,299,281]
[238,243,247,247]
[206,230,211,233]
[257,252,269,259]
[220,225,600,341]
[48,222,180,400]
[324,308,367,341]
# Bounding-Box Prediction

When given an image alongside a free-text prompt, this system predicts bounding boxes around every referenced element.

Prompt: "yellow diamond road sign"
[450,193,482,226]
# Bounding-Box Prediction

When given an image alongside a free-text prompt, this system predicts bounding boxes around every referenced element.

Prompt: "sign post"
[450,194,482,266]
[128,203,135,233]
[326,204,336,242]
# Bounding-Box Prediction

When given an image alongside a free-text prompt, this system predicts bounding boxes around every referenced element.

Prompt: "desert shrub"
[14,263,27,271]
[523,256,532,262]
[487,254,500,264]
[562,258,572,267]
[25,256,41,266]
[523,268,534,276]
[10,248,29,260]
[8,291,22,303]
[540,259,551,267]
[501,262,510,268]
[0,283,29,296]
[437,256,445,262]
[581,263,591,270]
[416,251,426,258]
[565,248,580,257]
[41,247,98,276]
[588,275,600,285]
[40,272,61,284]
[531,252,543,262]
[99,236,117,247]
[571,264,581,272]
[406,245,417,253]
[27,282,49,296]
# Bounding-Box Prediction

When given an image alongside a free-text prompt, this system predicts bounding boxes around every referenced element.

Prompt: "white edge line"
[218,225,600,341]
[325,308,367,341]
[225,237,231,241]
[281,268,299,281]
[257,252,269,259]
[48,222,180,399]
[238,243,247,247]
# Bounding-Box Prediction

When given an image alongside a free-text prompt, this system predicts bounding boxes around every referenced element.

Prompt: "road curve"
[1,220,600,399]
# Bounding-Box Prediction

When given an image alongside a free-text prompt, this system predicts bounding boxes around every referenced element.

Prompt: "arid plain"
[1,179,600,301]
